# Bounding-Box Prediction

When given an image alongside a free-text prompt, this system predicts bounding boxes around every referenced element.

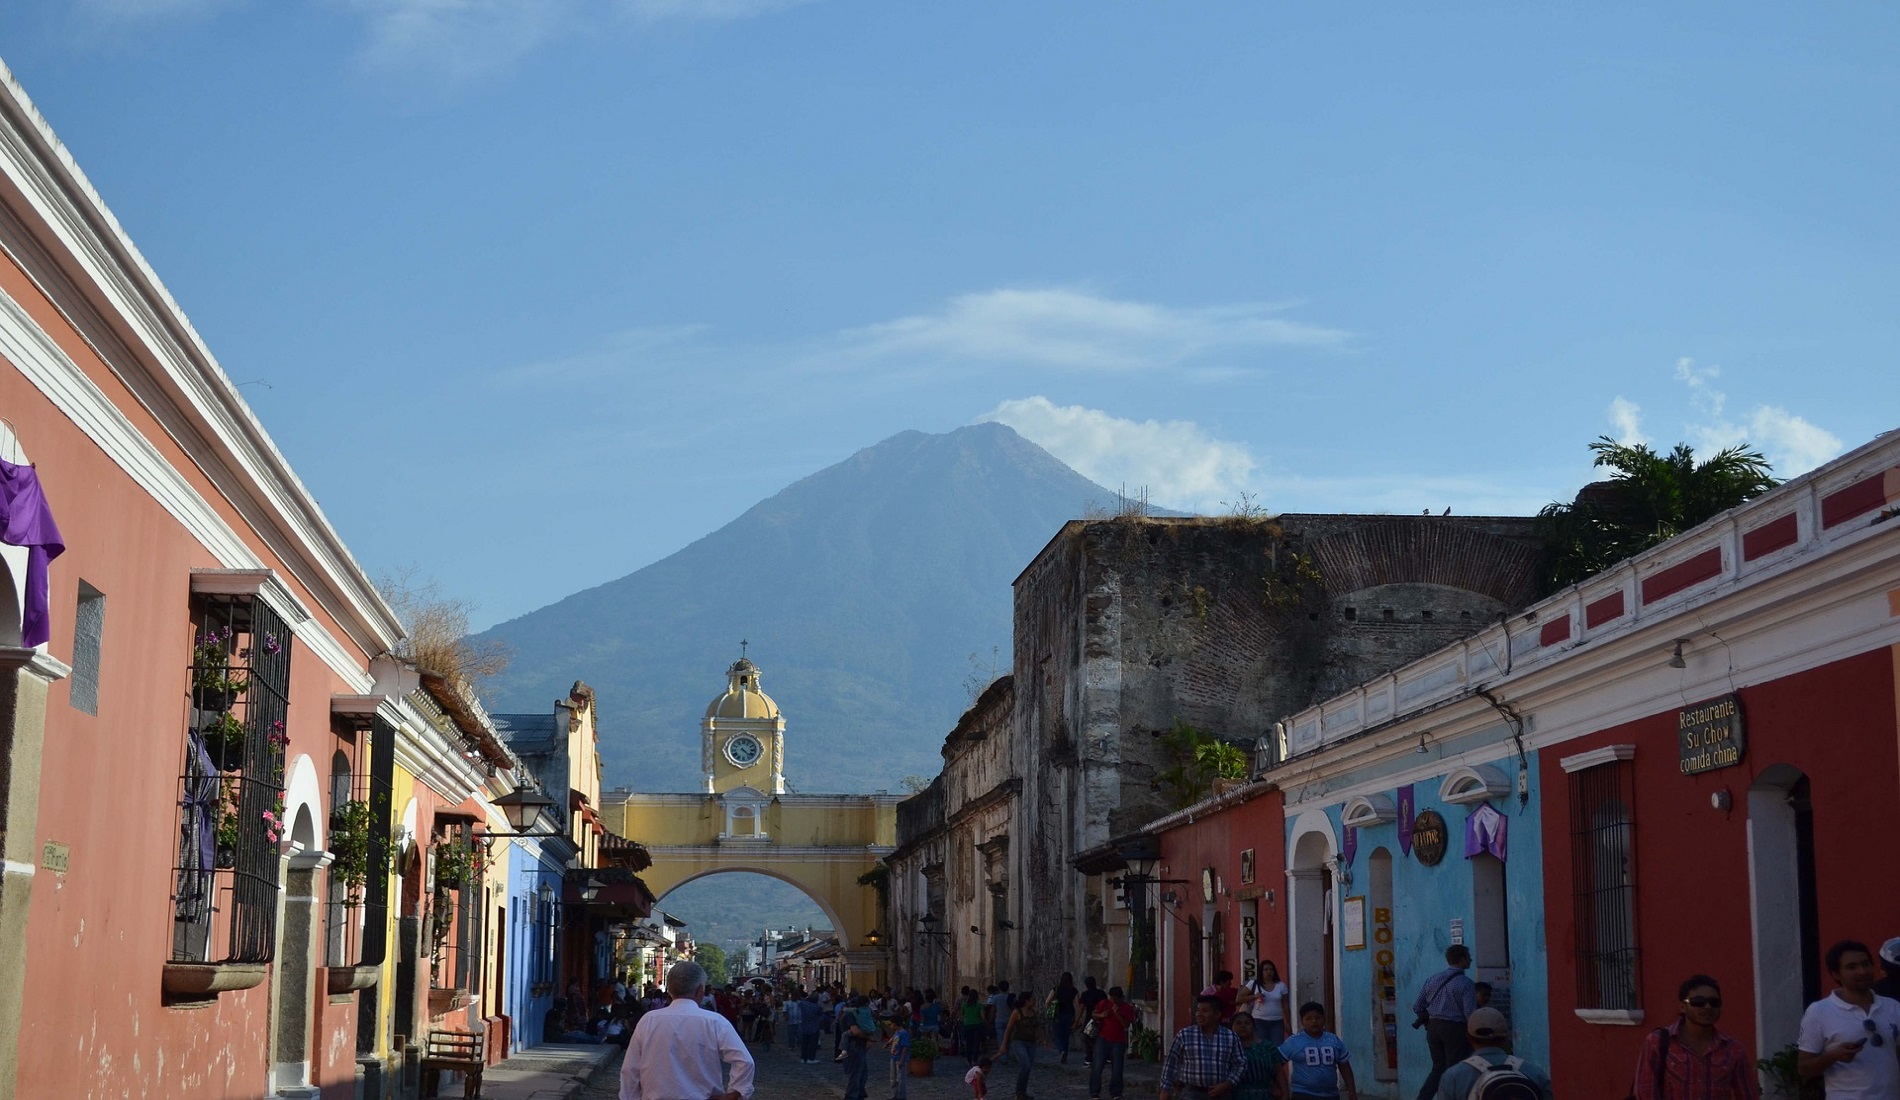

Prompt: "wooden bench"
[419,1028,484,1099]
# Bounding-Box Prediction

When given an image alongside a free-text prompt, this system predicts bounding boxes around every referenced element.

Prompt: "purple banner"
[1341,825,1358,867]
[1397,784,1416,855]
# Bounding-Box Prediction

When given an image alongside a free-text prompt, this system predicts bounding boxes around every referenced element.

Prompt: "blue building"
[1268,646,1551,1100]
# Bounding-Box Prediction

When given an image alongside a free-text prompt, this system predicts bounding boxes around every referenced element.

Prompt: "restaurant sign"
[1412,810,1448,866]
[1679,694,1746,775]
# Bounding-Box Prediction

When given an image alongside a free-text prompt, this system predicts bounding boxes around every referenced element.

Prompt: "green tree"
[695,942,730,987]
[1154,720,1250,810]
[1538,436,1778,590]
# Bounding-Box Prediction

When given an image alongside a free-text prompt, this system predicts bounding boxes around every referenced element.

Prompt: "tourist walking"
[1277,1001,1357,1100]
[1431,1007,1548,1100]
[620,960,756,1100]
[1231,1012,1284,1100]
[1202,971,1242,1025]
[1051,972,1080,1064]
[887,1014,912,1100]
[843,995,878,1100]
[989,982,1014,1063]
[1077,977,1108,1068]
[1089,986,1140,1100]
[1160,994,1246,1100]
[962,988,990,1065]
[1002,987,1044,1099]
[1798,940,1900,1100]
[1242,961,1292,1047]
[796,990,825,1063]
[1631,975,1757,1100]
[1411,946,1477,1100]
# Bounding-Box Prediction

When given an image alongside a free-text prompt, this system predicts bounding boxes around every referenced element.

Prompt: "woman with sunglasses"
[1631,976,1758,1100]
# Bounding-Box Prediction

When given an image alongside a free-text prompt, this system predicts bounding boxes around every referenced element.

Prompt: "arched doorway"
[1289,824,1336,1024]
[1748,765,1820,1056]
[650,867,872,989]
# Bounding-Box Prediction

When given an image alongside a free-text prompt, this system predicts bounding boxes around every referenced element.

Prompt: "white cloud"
[342,0,586,83]
[1607,396,1647,446]
[624,0,817,18]
[1670,357,1844,476]
[839,288,1349,374]
[979,397,1259,511]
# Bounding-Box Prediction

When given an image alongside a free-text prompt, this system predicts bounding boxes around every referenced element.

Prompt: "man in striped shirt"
[1161,996,1246,1100]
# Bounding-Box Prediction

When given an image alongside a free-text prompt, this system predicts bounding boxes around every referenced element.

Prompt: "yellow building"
[609,657,900,990]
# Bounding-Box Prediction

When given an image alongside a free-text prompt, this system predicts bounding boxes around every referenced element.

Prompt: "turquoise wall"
[1291,751,1549,1100]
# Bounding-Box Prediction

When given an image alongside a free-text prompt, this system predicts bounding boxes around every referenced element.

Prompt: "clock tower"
[701,655,785,795]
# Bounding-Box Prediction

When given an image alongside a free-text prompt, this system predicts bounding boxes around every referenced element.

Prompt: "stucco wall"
[1540,648,1899,1100]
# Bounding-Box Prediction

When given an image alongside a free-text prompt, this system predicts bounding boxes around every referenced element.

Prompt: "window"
[325,749,355,968]
[430,821,487,992]
[69,582,104,714]
[170,594,292,967]
[1569,758,1638,1010]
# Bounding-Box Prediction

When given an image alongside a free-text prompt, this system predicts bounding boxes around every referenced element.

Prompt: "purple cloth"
[1397,784,1415,855]
[176,730,219,922]
[1463,803,1507,860]
[1341,825,1357,867]
[0,460,64,648]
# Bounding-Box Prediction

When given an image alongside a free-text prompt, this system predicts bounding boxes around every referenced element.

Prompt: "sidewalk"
[475,1042,620,1100]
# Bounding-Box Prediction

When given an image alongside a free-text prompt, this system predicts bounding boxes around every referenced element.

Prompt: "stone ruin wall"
[1007,515,1544,994]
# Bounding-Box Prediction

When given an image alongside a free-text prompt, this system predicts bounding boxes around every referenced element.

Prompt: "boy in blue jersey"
[1277,1002,1358,1100]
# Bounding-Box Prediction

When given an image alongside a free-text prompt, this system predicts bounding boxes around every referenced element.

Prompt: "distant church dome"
[704,657,781,720]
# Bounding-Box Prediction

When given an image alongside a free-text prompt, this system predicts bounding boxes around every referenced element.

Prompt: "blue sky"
[3,2,1894,628]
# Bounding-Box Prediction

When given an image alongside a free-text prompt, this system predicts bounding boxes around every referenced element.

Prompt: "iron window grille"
[171,595,291,965]
[1569,758,1639,1010]
[430,820,485,993]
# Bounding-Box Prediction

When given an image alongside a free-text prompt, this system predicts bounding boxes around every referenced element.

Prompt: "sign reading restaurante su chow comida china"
[1679,694,1746,775]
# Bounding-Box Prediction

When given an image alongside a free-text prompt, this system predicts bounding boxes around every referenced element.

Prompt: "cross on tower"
[740,639,749,659]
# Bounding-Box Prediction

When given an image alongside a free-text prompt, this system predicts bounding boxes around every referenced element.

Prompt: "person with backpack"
[1412,946,1479,1100]
[1432,1008,1550,1100]
[1630,975,1756,1100]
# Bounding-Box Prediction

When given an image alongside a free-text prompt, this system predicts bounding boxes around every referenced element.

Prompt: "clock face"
[725,735,764,767]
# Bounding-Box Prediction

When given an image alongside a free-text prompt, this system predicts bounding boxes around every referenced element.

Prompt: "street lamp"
[484,788,562,837]
[917,912,952,955]
[861,929,884,948]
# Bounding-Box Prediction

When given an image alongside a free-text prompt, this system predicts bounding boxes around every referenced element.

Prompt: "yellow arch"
[611,791,900,989]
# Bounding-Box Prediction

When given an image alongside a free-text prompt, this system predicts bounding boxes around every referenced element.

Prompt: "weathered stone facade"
[1013,515,1542,994]
[887,675,1015,994]
[890,513,1544,1000]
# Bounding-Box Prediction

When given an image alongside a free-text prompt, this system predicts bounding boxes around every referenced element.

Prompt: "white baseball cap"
[1880,937,1900,967]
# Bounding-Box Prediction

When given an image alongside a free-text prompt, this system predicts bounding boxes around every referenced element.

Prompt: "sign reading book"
[1679,693,1746,775]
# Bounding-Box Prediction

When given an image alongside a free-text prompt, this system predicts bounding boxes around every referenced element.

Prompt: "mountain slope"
[476,422,1132,792]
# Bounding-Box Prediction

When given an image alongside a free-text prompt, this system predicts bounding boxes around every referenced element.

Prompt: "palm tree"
[1537,436,1778,590]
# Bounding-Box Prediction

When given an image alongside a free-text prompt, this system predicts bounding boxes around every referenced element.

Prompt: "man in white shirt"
[1798,939,1900,1100]
[621,960,755,1100]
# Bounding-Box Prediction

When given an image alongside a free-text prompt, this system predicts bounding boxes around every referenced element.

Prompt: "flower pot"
[907,1057,934,1078]
[205,736,245,773]
[194,685,240,712]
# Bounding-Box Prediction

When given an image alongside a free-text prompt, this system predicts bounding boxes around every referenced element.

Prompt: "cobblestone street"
[578,1039,1164,1100]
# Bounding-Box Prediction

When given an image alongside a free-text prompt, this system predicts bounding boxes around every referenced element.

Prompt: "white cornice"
[0,283,374,693]
[391,697,486,802]
[0,61,402,659]
[1559,745,1636,774]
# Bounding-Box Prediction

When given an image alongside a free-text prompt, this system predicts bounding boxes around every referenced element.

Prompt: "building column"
[0,647,68,1100]
[272,846,333,1099]
[843,950,887,992]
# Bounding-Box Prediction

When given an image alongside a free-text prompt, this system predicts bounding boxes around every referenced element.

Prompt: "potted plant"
[1131,1024,1162,1063]
[200,711,246,771]
[432,834,486,891]
[328,799,386,905]
[213,781,239,868]
[907,1033,939,1077]
[191,626,250,711]
[1759,1045,1823,1100]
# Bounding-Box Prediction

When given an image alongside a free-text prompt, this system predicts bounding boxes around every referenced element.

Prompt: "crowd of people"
[606,932,1900,1100]
[1157,935,1900,1100]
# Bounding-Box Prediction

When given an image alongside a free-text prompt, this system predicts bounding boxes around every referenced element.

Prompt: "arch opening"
[654,870,843,983]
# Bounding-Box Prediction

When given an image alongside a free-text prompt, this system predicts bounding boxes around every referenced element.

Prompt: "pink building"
[0,61,417,1098]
